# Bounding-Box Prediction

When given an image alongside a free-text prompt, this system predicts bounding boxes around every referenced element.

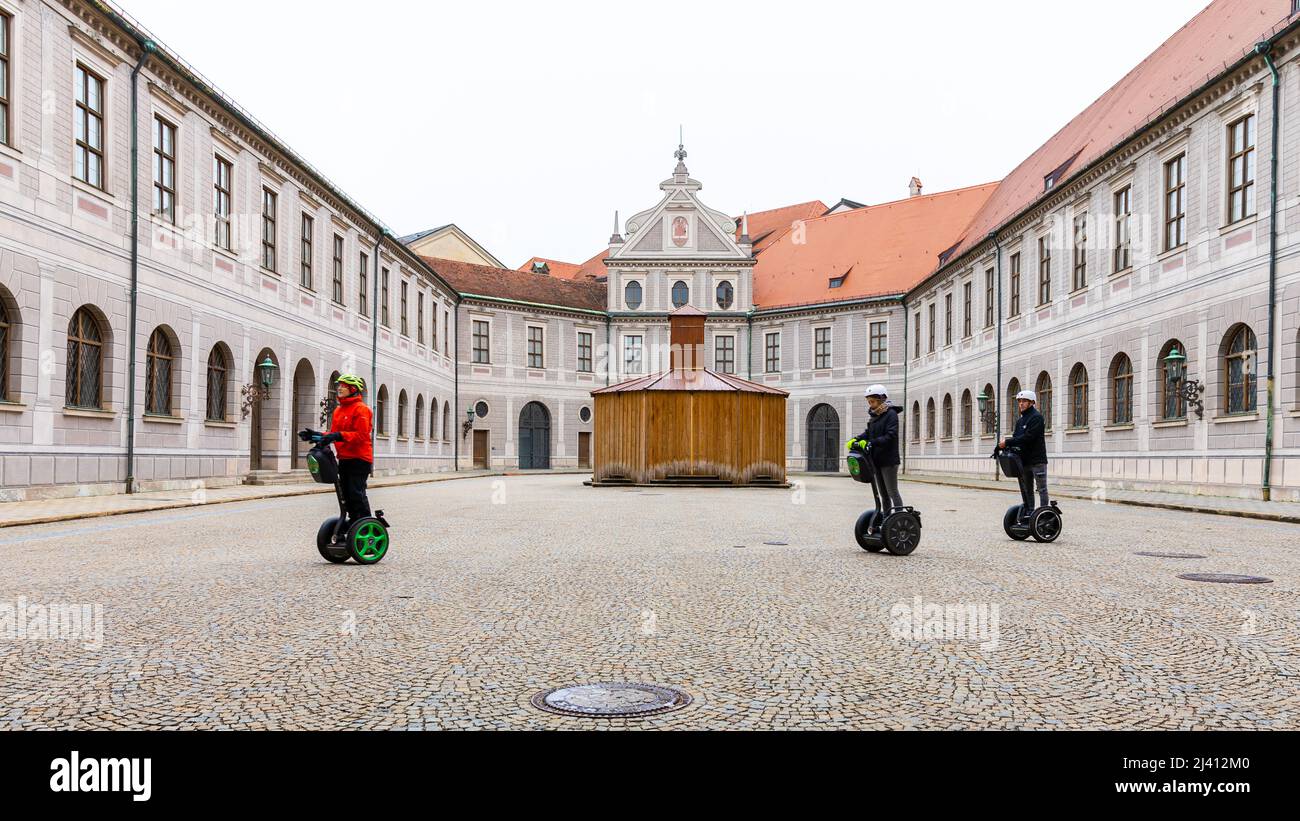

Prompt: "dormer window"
[829,277,845,289]
[531,261,550,276]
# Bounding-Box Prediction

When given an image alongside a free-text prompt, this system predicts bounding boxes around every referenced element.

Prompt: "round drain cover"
[1135,552,1207,559]
[530,683,691,718]
[1177,573,1273,585]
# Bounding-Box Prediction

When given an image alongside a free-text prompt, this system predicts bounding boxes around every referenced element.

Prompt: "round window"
[475,401,489,419]
[579,406,592,423]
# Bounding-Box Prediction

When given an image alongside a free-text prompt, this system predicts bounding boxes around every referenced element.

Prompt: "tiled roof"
[516,257,584,279]
[572,248,611,280]
[751,184,998,309]
[420,257,607,312]
[931,0,1296,280]
[740,200,830,254]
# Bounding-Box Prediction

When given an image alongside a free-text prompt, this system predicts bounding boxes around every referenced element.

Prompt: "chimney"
[668,304,706,371]
[909,177,923,198]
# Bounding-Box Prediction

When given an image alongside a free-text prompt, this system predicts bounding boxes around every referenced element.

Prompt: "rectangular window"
[381,267,390,327]
[869,321,887,365]
[715,335,735,374]
[0,12,11,146]
[944,294,953,346]
[472,320,490,364]
[963,283,973,338]
[1009,253,1021,316]
[152,117,176,223]
[1164,154,1186,250]
[1037,236,1051,305]
[331,235,344,304]
[927,304,936,352]
[814,327,831,370]
[400,279,409,336]
[300,214,314,289]
[74,64,105,188]
[527,326,544,368]
[1073,214,1087,291]
[578,331,593,373]
[1113,186,1132,272]
[623,335,643,375]
[417,292,425,345]
[214,157,233,252]
[1227,114,1256,224]
[358,253,368,316]
[432,305,438,351]
[914,311,922,358]
[765,332,780,373]
[261,188,277,272]
[444,310,449,355]
[984,269,994,328]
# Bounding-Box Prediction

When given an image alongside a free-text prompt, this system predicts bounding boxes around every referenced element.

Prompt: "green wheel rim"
[352,522,389,561]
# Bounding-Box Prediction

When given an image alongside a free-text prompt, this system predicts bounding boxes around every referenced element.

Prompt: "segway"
[847,441,922,556]
[992,444,1062,543]
[305,436,391,565]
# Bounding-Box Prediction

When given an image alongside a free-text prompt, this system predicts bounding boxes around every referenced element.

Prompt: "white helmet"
[1016,390,1037,403]
[864,384,888,400]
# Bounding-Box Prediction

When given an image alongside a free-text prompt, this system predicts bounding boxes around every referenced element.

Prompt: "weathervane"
[674,125,687,163]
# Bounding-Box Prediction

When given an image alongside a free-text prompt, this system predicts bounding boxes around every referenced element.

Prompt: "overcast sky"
[115,0,1212,268]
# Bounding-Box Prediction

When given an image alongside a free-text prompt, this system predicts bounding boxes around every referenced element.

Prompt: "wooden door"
[518,402,551,469]
[578,432,591,469]
[250,393,263,471]
[807,404,841,472]
[473,429,489,469]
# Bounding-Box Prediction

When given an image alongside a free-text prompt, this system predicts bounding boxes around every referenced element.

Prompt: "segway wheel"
[1003,506,1030,541]
[347,518,390,565]
[854,510,885,552]
[316,518,350,564]
[1030,507,1062,543]
[883,513,921,556]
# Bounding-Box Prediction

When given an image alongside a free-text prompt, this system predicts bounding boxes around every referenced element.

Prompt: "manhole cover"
[530,683,691,718]
[1177,574,1274,585]
[1135,552,1207,559]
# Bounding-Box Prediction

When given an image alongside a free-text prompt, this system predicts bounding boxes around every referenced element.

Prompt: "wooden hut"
[591,306,788,486]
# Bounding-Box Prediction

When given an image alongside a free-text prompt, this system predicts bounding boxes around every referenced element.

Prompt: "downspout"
[370,231,386,451]
[454,293,461,470]
[746,308,754,380]
[990,231,1003,482]
[1257,41,1280,503]
[124,39,157,494]
[901,296,909,474]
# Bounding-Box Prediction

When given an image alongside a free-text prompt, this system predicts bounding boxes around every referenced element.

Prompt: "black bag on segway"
[996,448,1023,479]
[307,443,338,485]
[847,442,874,485]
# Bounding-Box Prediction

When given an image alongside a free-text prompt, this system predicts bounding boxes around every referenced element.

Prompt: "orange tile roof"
[516,256,584,279]
[738,200,830,254]
[931,0,1296,281]
[752,184,998,309]
[573,247,611,280]
[420,256,607,312]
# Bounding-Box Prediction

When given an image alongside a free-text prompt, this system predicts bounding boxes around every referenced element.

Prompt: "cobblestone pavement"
[0,475,1296,730]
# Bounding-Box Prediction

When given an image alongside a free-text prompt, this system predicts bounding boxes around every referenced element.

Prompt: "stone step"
[245,470,313,486]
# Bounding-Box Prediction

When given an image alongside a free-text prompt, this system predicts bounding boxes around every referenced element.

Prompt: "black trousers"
[338,458,373,522]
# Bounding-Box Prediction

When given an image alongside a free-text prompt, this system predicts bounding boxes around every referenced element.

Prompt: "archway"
[518,401,551,469]
[806,403,840,472]
[291,359,316,469]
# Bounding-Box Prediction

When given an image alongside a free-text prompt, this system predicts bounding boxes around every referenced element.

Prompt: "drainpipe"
[370,231,386,451]
[124,39,157,494]
[901,296,909,474]
[990,231,1003,482]
[746,308,754,380]
[1256,42,1281,502]
[453,293,461,471]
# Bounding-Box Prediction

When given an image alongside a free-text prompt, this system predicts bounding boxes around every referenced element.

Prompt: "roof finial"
[673,126,689,177]
[610,209,624,245]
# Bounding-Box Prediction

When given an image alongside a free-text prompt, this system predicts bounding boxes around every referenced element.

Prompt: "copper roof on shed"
[592,369,788,395]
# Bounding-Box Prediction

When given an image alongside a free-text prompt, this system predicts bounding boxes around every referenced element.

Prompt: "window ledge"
[1109,268,1133,280]
[1065,427,1090,435]
[204,420,237,429]
[1152,418,1189,429]
[1157,246,1187,263]
[64,407,116,420]
[0,142,23,161]
[71,177,120,207]
[1068,286,1088,298]
[0,401,28,413]
[1213,413,1259,425]
[213,245,240,264]
[397,437,409,443]
[142,414,184,426]
[1290,408,1300,418]
[1104,423,1135,432]
[1220,215,1259,236]
[958,436,973,442]
[377,434,391,441]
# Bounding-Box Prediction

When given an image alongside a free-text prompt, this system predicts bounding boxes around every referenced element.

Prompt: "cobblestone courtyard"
[0,474,1296,730]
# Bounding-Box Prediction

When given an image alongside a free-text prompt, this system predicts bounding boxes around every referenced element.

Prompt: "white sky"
[115,0,1212,268]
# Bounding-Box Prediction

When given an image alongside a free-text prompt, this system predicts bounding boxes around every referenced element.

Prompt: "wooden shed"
[591,306,789,487]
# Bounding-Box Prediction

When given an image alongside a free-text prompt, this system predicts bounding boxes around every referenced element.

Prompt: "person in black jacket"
[1001,389,1049,519]
[848,384,903,516]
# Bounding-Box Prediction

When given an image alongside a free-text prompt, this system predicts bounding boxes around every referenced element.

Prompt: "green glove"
[846,438,859,452]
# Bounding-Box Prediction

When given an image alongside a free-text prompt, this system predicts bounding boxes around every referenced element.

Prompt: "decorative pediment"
[611,156,750,262]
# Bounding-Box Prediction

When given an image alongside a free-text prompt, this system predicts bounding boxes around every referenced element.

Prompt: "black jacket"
[1007,406,1048,466]
[857,405,901,467]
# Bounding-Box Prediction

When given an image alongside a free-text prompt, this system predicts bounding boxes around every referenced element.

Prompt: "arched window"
[376,385,389,436]
[716,281,734,310]
[624,281,643,310]
[1110,353,1133,425]
[981,384,996,437]
[429,397,438,440]
[206,344,230,422]
[1036,371,1053,431]
[66,307,104,409]
[960,390,973,438]
[671,281,689,308]
[1069,363,1089,429]
[942,394,953,440]
[415,395,424,440]
[1224,324,1257,415]
[1158,339,1188,420]
[397,390,408,438]
[926,398,936,441]
[443,401,450,441]
[145,327,176,416]
[911,401,921,443]
[1006,378,1021,434]
[0,298,12,402]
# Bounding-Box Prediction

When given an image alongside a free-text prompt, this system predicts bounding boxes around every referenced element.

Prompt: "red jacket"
[329,395,374,463]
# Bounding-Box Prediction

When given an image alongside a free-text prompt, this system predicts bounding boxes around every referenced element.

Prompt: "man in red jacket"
[300,373,374,524]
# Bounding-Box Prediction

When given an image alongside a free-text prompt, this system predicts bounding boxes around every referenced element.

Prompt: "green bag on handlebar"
[307,443,338,485]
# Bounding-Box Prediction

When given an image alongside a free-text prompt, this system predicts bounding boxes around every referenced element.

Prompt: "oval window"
[672,281,689,308]
[625,281,643,310]
[475,401,489,419]
[579,406,592,423]
[716,281,735,310]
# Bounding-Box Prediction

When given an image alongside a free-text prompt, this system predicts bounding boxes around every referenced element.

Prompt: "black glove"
[321,432,344,446]
[298,428,321,443]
